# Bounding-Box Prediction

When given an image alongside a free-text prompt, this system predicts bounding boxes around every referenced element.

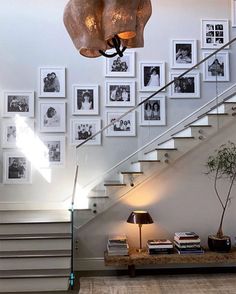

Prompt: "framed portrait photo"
[202,51,229,82]
[38,67,66,98]
[72,85,99,115]
[106,110,136,137]
[3,91,34,117]
[169,71,200,99]
[70,118,101,146]
[3,151,32,184]
[105,80,135,107]
[171,39,197,69]
[38,101,66,132]
[232,0,236,27]
[105,51,135,77]
[140,96,166,126]
[139,61,165,92]
[201,19,229,49]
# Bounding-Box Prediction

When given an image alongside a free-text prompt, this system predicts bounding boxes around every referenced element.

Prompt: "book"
[147,239,172,245]
[108,235,127,245]
[174,236,201,244]
[176,247,204,255]
[174,241,201,249]
[148,248,173,255]
[147,244,173,249]
[174,232,199,240]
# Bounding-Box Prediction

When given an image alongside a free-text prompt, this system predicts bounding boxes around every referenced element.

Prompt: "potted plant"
[205,141,236,252]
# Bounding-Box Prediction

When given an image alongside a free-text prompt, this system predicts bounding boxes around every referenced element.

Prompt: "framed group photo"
[140,96,166,126]
[105,51,135,77]
[171,39,197,69]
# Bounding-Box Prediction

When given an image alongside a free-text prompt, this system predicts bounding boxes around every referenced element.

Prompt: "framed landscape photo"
[171,39,197,69]
[139,61,165,92]
[106,110,136,137]
[105,80,135,107]
[3,91,34,117]
[232,0,236,27]
[72,85,99,115]
[140,96,166,126]
[105,51,135,77]
[38,67,66,98]
[70,118,101,146]
[201,19,229,49]
[169,71,200,98]
[202,51,229,82]
[39,101,66,132]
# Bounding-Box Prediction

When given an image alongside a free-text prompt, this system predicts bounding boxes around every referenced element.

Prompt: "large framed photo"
[106,110,136,137]
[39,101,66,132]
[201,19,229,49]
[40,136,65,167]
[105,80,135,107]
[140,96,166,126]
[38,67,66,98]
[3,91,34,117]
[139,62,165,92]
[202,51,229,82]
[105,51,135,77]
[169,71,200,98]
[70,119,101,145]
[232,0,236,27]
[171,39,197,69]
[72,85,99,115]
[3,151,32,184]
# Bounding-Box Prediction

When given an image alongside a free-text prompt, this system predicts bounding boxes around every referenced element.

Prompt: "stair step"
[0,233,71,240]
[0,269,70,279]
[188,124,212,127]
[171,127,192,137]
[0,250,71,258]
[207,113,228,116]
[120,171,143,175]
[88,196,109,199]
[172,136,195,139]
[144,148,177,155]
[132,160,161,163]
[224,95,236,103]
[104,182,126,187]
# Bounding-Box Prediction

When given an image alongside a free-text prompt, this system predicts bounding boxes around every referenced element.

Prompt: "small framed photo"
[140,96,166,126]
[72,85,99,115]
[139,62,165,92]
[105,80,135,107]
[3,91,34,117]
[70,119,101,145]
[3,151,32,184]
[38,101,66,132]
[105,51,135,77]
[232,0,236,27]
[106,110,136,137]
[201,19,229,49]
[171,39,197,69]
[38,67,66,98]
[169,71,200,98]
[202,51,229,82]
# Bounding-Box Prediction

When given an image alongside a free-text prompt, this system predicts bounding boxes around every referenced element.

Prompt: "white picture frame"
[38,66,66,98]
[202,51,230,82]
[105,51,135,77]
[139,61,165,92]
[232,0,236,27]
[140,96,166,126]
[3,91,34,117]
[38,101,66,132]
[72,84,99,115]
[171,39,197,69]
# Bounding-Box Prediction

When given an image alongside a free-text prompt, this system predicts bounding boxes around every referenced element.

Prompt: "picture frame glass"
[105,52,135,77]
[105,81,135,107]
[171,40,197,69]
[140,62,165,92]
[140,97,166,126]
[106,111,136,136]
[40,136,65,167]
[39,67,65,97]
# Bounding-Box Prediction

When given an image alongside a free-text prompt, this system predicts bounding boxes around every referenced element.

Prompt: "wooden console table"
[104,248,236,277]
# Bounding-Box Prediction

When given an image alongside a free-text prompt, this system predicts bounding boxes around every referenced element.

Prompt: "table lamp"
[127,210,153,252]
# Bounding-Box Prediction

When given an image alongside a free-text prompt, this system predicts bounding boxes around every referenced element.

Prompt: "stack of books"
[147,239,173,255]
[107,235,129,256]
[174,232,204,254]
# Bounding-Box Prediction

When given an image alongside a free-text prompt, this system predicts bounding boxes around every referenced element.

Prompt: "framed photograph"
[38,101,66,132]
[72,85,99,115]
[40,136,65,167]
[38,67,66,98]
[3,91,34,117]
[169,71,200,98]
[70,119,101,145]
[105,80,135,107]
[232,0,236,27]
[202,51,229,82]
[140,96,166,126]
[171,39,197,69]
[139,62,165,92]
[3,151,32,184]
[106,110,136,137]
[105,51,135,77]
[201,19,229,49]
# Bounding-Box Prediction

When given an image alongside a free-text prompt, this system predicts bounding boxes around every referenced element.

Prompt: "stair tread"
[207,113,228,116]
[0,269,70,278]
[172,136,195,139]
[104,182,126,186]
[0,250,71,258]
[131,160,161,164]
[120,171,143,174]
[0,220,71,225]
[88,196,109,199]
[188,124,212,127]
[144,148,177,155]
[0,233,72,240]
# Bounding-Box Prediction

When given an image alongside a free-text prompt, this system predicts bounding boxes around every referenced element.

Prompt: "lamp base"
[136,248,146,253]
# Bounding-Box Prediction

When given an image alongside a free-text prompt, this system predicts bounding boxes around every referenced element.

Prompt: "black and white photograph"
[105,51,135,77]
[70,119,101,145]
[106,110,136,137]
[39,101,66,132]
[171,39,197,69]
[139,62,165,92]
[38,67,66,97]
[202,51,229,82]
[140,96,166,126]
[232,0,236,27]
[40,136,65,167]
[3,91,34,117]
[72,85,99,115]
[105,81,135,107]
[201,19,229,49]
